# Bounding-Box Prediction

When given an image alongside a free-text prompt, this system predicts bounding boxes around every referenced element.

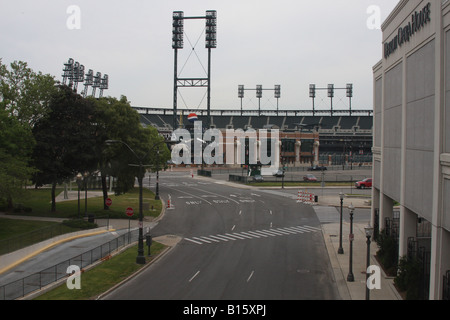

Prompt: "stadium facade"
[135,107,373,168]
[372,0,450,300]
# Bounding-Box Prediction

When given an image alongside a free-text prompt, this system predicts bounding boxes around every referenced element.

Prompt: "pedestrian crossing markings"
[184,225,321,245]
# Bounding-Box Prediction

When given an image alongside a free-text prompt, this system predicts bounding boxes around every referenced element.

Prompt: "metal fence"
[0,229,139,300]
[443,271,450,300]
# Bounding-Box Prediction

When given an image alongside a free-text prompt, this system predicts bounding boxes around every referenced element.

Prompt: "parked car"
[303,174,317,182]
[252,175,264,182]
[307,165,327,171]
[273,170,285,177]
[355,178,372,189]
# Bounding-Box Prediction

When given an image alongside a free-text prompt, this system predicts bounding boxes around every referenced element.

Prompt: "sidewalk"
[317,194,402,300]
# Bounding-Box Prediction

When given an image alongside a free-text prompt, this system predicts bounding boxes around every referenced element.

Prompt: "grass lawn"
[34,242,166,300]
[10,187,162,220]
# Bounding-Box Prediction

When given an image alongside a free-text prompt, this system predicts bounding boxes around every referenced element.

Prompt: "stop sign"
[126,207,134,217]
[105,198,112,207]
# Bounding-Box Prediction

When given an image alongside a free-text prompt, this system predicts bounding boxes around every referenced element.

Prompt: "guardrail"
[0,229,139,300]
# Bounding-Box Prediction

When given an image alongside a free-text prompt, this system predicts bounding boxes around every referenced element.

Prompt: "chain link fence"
[0,229,139,300]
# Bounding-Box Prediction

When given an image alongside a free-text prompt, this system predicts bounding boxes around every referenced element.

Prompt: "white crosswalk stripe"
[183,225,321,245]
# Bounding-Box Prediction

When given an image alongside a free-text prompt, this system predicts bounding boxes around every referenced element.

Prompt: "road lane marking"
[195,188,240,204]
[247,271,254,282]
[200,236,220,243]
[185,238,203,245]
[209,235,230,242]
[183,225,321,245]
[193,237,211,244]
[189,271,200,282]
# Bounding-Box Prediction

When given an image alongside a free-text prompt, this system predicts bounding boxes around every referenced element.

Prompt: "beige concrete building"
[372,0,450,299]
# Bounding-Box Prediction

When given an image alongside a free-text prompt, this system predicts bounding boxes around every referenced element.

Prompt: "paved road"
[103,172,340,300]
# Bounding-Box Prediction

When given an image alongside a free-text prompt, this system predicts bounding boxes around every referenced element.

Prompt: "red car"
[303,174,317,182]
[355,178,372,189]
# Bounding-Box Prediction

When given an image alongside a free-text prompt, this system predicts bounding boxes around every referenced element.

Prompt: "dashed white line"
[247,271,254,282]
[189,271,200,282]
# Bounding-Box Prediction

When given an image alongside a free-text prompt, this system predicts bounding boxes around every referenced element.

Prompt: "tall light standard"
[105,140,165,265]
[365,224,374,300]
[347,203,355,282]
[338,192,344,254]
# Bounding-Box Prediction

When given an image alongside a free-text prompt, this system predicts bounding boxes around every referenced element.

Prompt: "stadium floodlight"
[328,84,334,98]
[172,11,184,49]
[309,84,316,98]
[62,58,74,86]
[92,72,102,97]
[238,85,245,99]
[347,83,353,115]
[346,83,353,98]
[205,10,217,49]
[73,63,85,92]
[99,74,109,98]
[256,85,263,99]
[274,85,281,99]
[82,69,94,97]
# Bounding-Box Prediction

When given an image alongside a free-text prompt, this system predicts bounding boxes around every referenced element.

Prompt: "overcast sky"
[0,0,399,112]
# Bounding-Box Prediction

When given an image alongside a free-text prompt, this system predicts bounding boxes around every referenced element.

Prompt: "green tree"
[32,86,98,212]
[0,60,56,126]
[92,96,170,209]
[0,59,56,209]
[0,108,35,209]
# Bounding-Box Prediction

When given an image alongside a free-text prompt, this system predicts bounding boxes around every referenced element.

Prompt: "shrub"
[395,256,422,300]
[376,230,398,276]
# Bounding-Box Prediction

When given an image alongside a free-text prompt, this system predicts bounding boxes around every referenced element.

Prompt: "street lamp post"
[155,147,160,200]
[365,224,374,300]
[76,173,82,219]
[105,140,165,265]
[83,172,88,217]
[338,192,344,254]
[347,203,355,282]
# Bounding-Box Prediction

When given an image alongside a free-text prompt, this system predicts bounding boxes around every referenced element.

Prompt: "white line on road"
[247,271,254,282]
[189,271,200,282]
[184,238,203,245]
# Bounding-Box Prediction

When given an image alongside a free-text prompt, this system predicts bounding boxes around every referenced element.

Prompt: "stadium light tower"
[238,85,245,115]
[328,84,334,116]
[256,85,263,116]
[309,84,316,116]
[82,69,94,98]
[99,74,109,98]
[92,72,102,98]
[275,85,281,114]
[172,10,217,130]
[346,83,353,115]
